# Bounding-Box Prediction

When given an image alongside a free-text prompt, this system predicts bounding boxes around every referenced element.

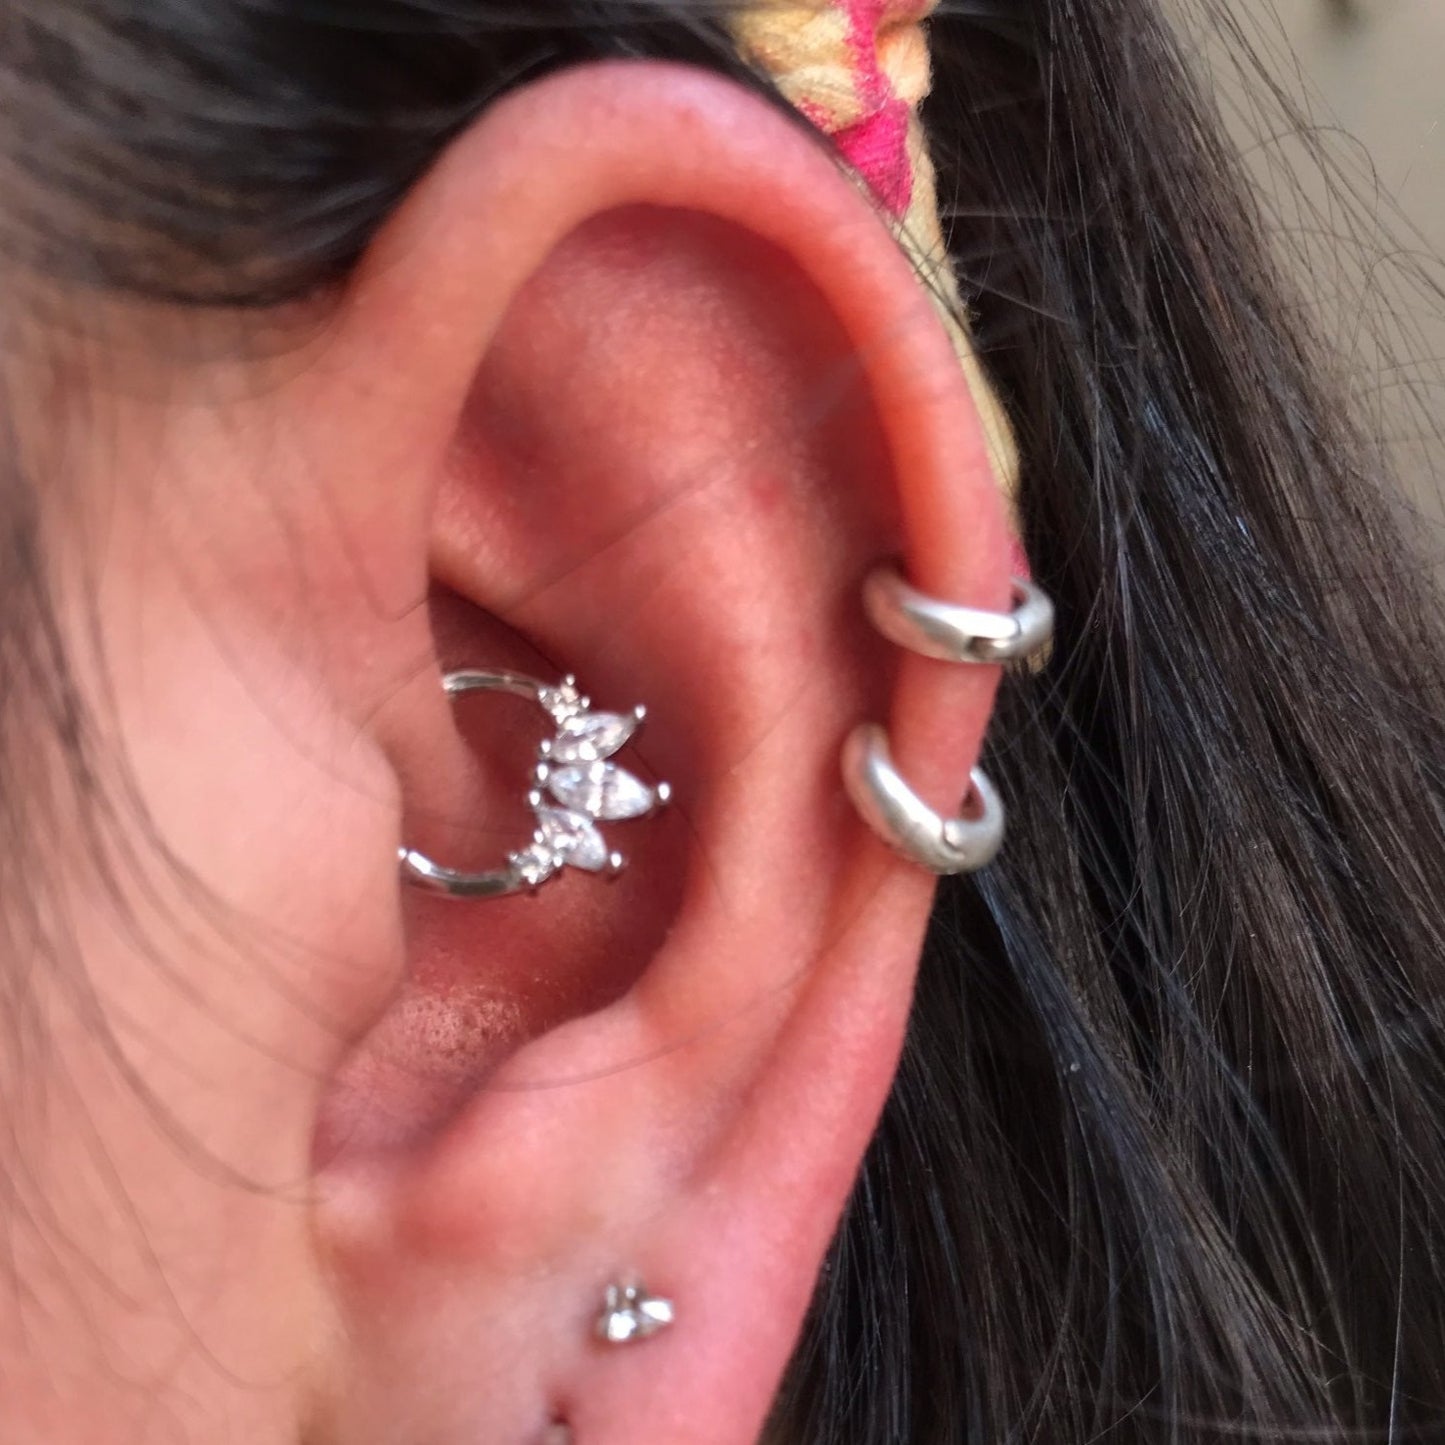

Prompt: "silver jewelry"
[863,565,1054,665]
[596,1279,675,1345]
[399,671,671,900]
[842,724,1005,875]
[843,562,1053,872]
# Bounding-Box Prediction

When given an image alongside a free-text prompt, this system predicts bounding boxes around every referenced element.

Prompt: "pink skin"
[3,61,1012,1445]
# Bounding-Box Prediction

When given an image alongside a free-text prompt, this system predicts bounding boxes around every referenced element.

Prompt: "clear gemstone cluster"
[596,1280,675,1345]
[507,677,670,889]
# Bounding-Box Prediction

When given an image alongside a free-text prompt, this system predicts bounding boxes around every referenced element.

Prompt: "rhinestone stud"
[596,1280,676,1346]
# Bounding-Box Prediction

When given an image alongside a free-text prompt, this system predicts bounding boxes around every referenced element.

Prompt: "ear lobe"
[308,60,1015,1445]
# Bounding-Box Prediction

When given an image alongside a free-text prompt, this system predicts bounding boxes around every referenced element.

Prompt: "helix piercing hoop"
[399,670,671,900]
[842,724,1005,875]
[864,565,1054,665]
[844,565,1054,873]
[596,1279,675,1345]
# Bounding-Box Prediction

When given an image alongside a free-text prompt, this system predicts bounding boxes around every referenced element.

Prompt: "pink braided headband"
[729,1,1025,559]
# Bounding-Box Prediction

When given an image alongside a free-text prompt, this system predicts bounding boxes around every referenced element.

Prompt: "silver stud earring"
[596,1279,675,1345]
[845,565,1054,875]
[399,670,671,900]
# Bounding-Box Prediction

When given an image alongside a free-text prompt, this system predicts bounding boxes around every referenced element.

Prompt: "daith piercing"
[399,671,671,901]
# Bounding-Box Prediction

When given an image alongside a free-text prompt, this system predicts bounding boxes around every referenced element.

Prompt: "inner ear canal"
[313,587,688,1163]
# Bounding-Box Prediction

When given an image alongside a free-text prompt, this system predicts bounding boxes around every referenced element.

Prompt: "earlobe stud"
[595,1278,675,1345]
[399,670,671,900]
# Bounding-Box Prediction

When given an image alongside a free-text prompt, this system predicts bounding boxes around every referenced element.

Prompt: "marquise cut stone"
[547,762,654,821]
[549,712,638,765]
[635,1298,675,1333]
[535,806,610,872]
[603,1311,640,1344]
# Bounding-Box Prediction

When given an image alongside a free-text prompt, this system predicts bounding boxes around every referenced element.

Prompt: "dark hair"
[7,1,1445,1440]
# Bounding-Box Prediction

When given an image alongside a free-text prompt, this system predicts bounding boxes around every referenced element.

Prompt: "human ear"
[301,59,1017,1444]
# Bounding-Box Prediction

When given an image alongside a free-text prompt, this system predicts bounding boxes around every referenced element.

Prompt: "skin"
[2,62,1013,1444]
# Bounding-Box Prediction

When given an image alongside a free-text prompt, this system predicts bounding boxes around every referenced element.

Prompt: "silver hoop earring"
[399,670,671,900]
[842,724,1005,875]
[864,565,1054,665]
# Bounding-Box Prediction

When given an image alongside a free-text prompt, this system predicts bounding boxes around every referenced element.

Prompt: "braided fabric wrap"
[729,1,1022,527]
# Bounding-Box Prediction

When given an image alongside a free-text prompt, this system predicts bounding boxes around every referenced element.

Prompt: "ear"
[306,60,1014,1445]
